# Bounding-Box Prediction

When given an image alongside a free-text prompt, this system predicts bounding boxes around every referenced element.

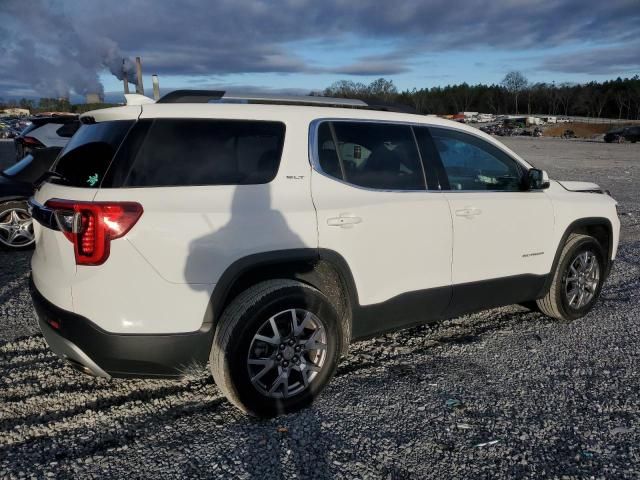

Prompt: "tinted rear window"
[56,121,81,138]
[53,121,134,187]
[105,119,285,187]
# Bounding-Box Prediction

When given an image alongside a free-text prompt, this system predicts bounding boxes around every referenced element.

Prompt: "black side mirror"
[525,168,550,190]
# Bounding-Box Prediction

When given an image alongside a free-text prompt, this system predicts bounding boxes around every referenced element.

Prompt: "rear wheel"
[210,280,342,417]
[537,233,605,321]
[0,201,35,250]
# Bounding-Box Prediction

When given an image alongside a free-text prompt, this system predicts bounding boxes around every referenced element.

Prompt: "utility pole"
[135,57,144,95]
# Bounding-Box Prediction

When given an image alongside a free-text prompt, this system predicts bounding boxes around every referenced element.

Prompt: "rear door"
[310,120,453,337]
[427,126,554,315]
[85,115,318,333]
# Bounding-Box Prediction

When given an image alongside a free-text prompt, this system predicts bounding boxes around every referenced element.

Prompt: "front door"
[427,126,554,315]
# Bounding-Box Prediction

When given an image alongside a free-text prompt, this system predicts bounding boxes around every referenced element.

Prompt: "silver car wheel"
[0,207,34,248]
[247,308,328,399]
[564,250,600,309]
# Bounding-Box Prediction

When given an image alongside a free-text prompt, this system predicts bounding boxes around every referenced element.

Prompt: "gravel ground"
[1,138,639,479]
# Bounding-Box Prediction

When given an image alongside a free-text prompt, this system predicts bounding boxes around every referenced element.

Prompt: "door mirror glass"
[526,168,550,190]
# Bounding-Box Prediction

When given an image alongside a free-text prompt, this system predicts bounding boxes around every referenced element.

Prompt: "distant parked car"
[0,126,19,139]
[604,126,640,143]
[14,116,79,161]
[0,147,61,250]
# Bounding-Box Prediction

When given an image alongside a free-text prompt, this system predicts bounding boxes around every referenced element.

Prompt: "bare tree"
[614,90,627,119]
[558,83,575,116]
[592,88,609,118]
[368,78,398,102]
[408,88,431,114]
[323,80,368,98]
[501,71,528,114]
[485,89,498,114]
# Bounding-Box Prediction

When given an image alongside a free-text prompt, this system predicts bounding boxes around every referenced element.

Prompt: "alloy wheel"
[0,207,34,248]
[247,308,328,399]
[564,250,600,309]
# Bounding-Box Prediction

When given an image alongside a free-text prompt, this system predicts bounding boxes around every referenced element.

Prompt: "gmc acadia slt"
[29,91,620,416]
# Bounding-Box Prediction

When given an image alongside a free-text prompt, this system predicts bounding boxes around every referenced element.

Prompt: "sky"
[0,0,639,103]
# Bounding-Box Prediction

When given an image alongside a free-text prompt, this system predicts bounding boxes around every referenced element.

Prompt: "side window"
[316,121,426,191]
[316,122,343,179]
[430,127,523,191]
[114,119,285,187]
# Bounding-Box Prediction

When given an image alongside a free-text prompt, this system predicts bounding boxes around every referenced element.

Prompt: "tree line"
[320,73,640,120]
[0,97,118,114]
[2,72,639,119]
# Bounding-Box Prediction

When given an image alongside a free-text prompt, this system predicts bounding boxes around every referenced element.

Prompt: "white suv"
[29,91,620,416]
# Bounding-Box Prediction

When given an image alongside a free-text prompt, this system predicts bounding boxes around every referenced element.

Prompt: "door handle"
[455,207,482,218]
[327,215,362,228]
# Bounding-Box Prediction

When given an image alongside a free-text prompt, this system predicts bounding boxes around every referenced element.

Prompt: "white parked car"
[29,91,620,416]
[15,116,79,161]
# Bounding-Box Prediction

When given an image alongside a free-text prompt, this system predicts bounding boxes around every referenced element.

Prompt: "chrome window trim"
[308,117,534,193]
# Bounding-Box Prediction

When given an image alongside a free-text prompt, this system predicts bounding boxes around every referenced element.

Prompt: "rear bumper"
[30,278,214,378]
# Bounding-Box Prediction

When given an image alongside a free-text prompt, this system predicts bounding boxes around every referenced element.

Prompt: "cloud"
[332,61,410,76]
[0,0,638,98]
[330,50,414,76]
[541,43,640,75]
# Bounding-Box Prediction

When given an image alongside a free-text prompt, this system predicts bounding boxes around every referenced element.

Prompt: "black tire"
[0,200,35,251]
[210,279,343,417]
[537,233,605,321]
[518,300,540,312]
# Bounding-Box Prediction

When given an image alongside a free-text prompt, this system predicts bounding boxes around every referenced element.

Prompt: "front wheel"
[0,201,35,250]
[210,280,343,417]
[537,233,605,321]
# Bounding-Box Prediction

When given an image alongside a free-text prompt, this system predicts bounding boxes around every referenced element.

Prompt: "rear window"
[104,119,285,187]
[56,121,80,138]
[53,121,134,187]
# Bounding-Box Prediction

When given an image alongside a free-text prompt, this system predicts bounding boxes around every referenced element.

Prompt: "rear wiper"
[34,170,70,189]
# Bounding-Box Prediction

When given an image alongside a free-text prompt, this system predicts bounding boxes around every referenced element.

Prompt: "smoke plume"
[0,0,137,99]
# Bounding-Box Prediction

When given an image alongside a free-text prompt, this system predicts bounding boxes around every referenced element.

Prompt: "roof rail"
[155,89,415,113]
[156,90,225,104]
[157,89,367,107]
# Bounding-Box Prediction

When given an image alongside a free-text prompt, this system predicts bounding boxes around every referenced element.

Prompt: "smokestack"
[152,75,160,101]
[135,56,144,95]
[122,59,130,94]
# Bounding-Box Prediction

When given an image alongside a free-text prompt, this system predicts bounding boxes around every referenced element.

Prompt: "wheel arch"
[542,217,614,296]
[204,248,358,349]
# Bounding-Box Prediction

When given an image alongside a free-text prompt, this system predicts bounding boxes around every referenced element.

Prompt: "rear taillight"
[45,199,143,266]
[21,136,44,147]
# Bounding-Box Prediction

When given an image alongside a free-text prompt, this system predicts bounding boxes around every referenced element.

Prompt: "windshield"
[53,120,134,187]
